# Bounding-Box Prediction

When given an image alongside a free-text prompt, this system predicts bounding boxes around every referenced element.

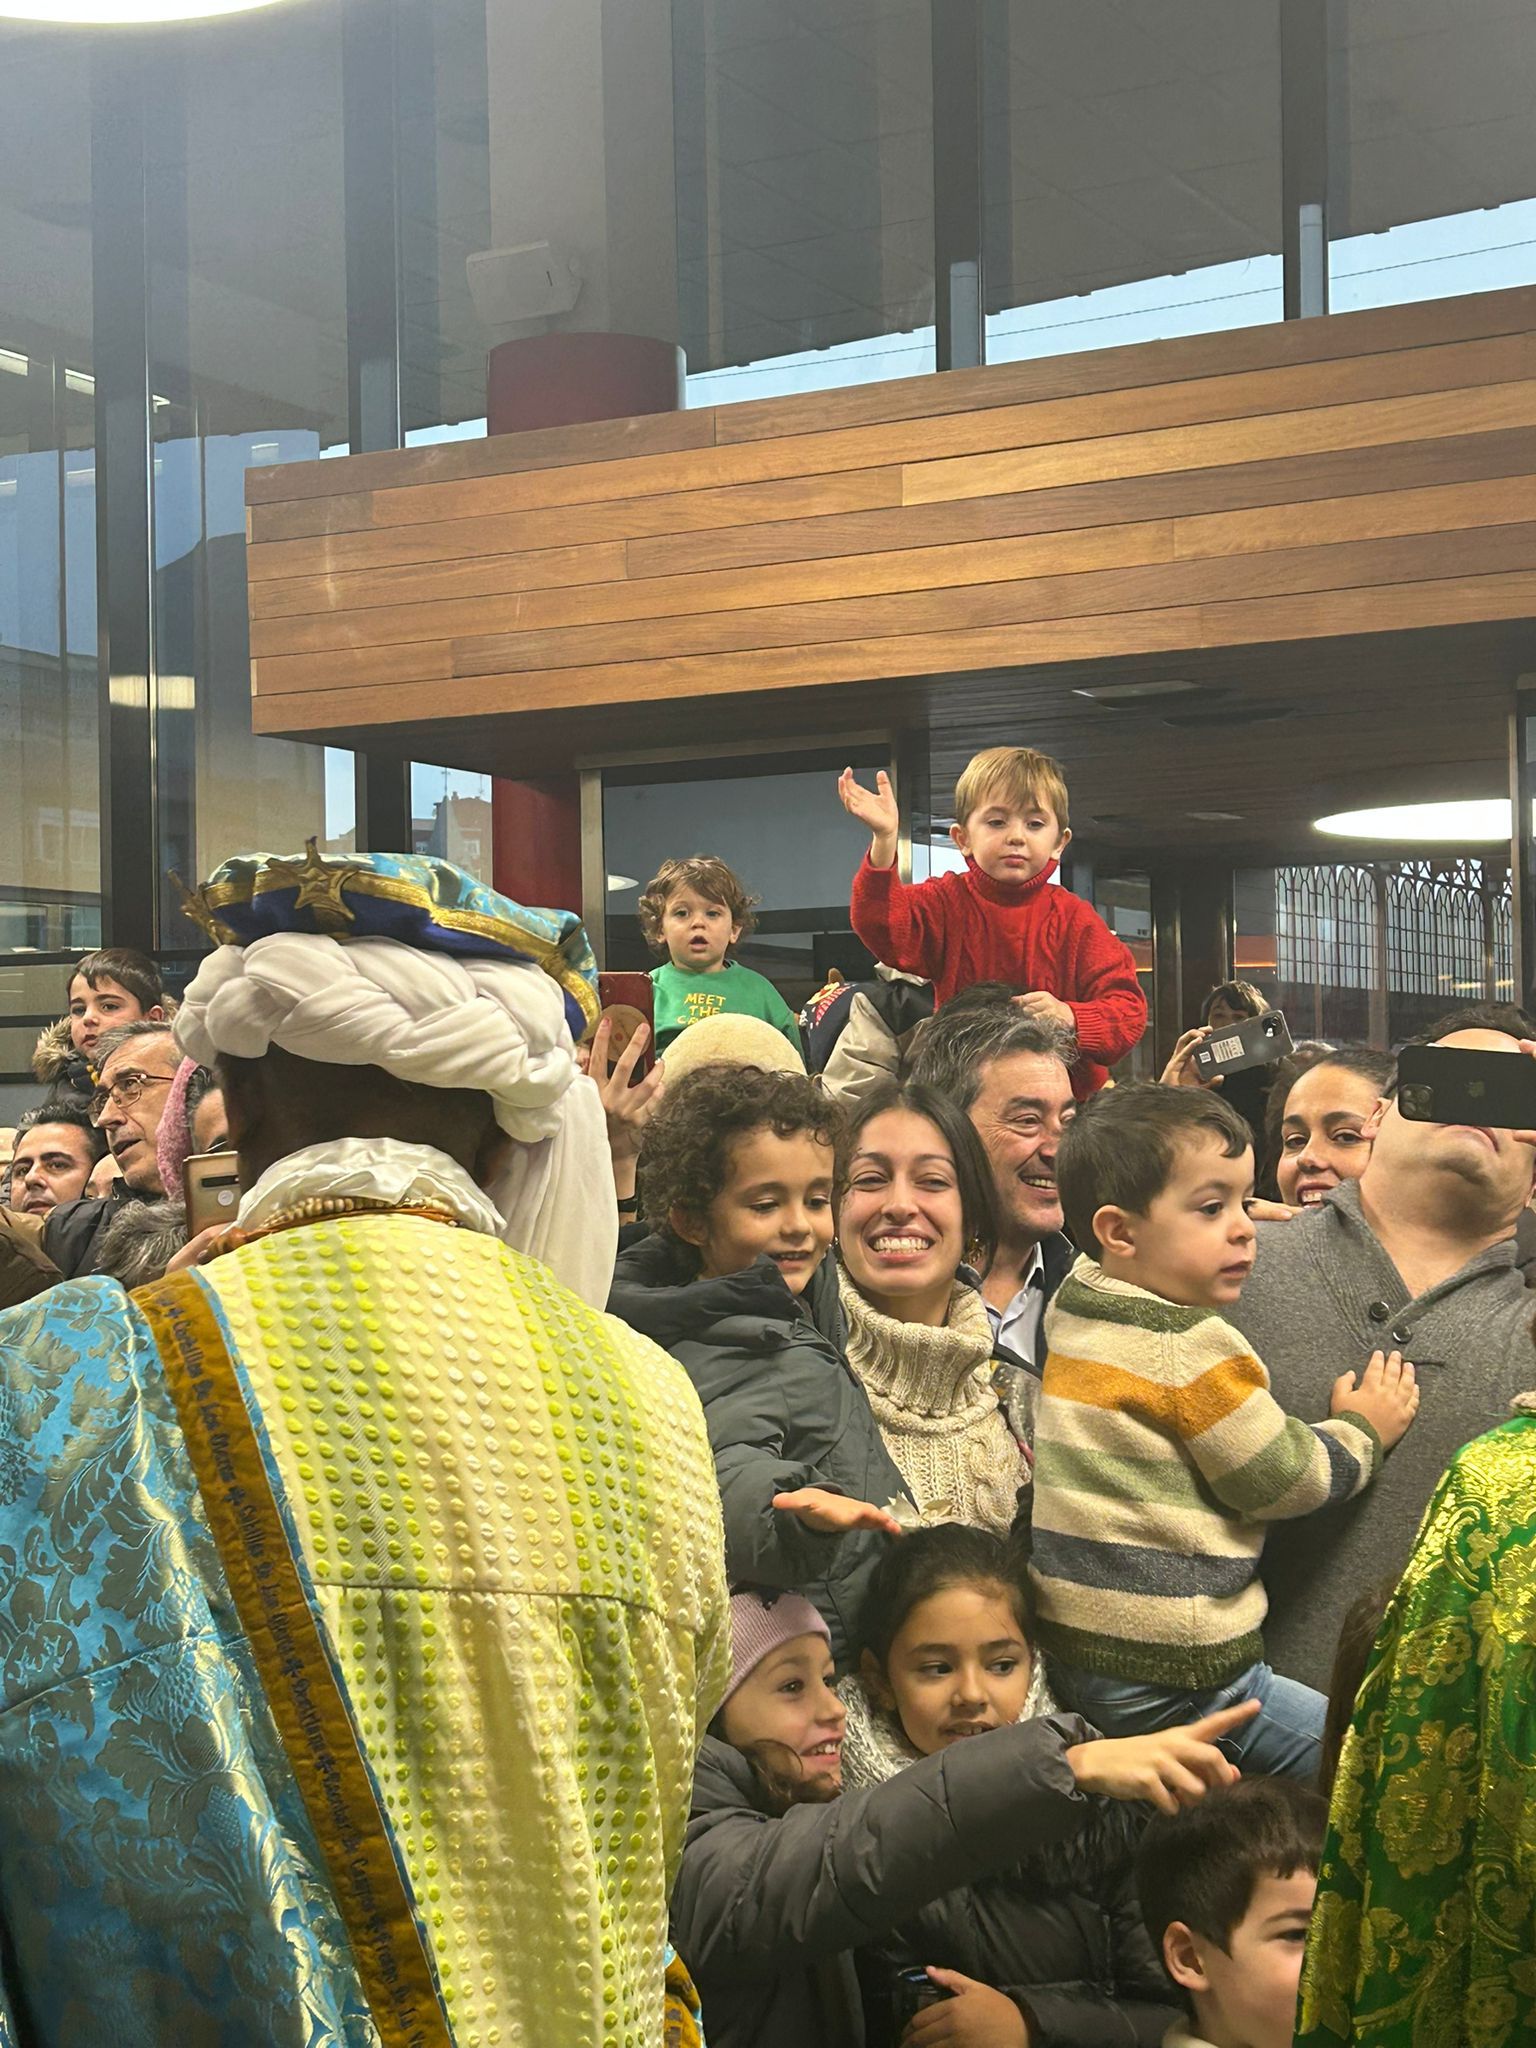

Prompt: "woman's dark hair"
[638,1062,843,1238]
[721,1738,841,1817]
[1319,1578,1396,1799]
[1262,1043,1395,1192]
[837,1079,1000,1277]
[856,1522,1032,1672]
[1201,980,1267,1026]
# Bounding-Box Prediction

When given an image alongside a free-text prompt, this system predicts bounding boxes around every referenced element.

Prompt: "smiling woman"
[1271,1047,1397,1207]
[835,1081,1028,1536]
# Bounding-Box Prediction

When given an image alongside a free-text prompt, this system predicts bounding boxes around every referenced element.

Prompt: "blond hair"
[637,855,759,954]
[954,746,1070,833]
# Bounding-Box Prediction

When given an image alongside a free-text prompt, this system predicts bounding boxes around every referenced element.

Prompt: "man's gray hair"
[91,1018,178,1073]
[908,982,1077,1111]
[92,1198,189,1288]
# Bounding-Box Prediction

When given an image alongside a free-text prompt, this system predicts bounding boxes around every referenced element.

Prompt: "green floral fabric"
[1298,1412,1536,2046]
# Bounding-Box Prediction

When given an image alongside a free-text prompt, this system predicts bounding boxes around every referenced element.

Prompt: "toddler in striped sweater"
[1029,1083,1418,1779]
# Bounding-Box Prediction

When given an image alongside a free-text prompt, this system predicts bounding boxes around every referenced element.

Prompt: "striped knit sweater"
[1029,1257,1381,1689]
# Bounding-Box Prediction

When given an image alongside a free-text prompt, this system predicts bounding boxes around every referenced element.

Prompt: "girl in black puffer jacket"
[841,1524,1185,2048]
[673,1583,1254,2048]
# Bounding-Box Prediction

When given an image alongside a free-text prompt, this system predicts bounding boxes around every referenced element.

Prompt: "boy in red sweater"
[839,745,1146,1097]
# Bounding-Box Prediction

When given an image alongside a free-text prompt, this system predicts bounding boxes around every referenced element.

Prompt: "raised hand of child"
[900,1970,1028,2047]
[772,1486,905,1537]
[1015,992,1074,1031]
[1331,1348,1419,1450]
[1064,1699,1259,1814]
[838,767,900,868]
[1159,1026,1225,1091]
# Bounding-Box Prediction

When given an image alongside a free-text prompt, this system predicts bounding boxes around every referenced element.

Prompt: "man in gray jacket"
[1232,1004,1536,1688]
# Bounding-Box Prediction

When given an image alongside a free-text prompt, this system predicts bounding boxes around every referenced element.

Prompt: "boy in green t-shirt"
[640,856,803,1056]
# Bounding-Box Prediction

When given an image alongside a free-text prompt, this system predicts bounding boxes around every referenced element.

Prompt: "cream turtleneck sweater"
[838,1266,1027,1534]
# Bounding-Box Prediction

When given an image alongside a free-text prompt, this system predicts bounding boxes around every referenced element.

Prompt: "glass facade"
[1235,861,1513,1046]
[1332,0,1536,310]
[675,0,936,399]
[985,0,1284,359]
[144,5,353,948]
[602,748,888,1005]
[0,30,100,1096]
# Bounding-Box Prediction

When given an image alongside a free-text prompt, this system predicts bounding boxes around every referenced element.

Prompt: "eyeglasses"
[88,1069,176,1125]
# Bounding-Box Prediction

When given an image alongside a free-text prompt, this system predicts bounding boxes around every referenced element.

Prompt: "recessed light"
[0,1,291,19]
[1314,799,1509,843]
[1186,810,1244,822]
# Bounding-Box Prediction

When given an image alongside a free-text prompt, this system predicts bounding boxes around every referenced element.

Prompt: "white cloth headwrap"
[174,932,615,1307]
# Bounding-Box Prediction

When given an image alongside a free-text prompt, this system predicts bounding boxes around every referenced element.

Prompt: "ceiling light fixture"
[1314,798,1511,843]
[0,1,290,21]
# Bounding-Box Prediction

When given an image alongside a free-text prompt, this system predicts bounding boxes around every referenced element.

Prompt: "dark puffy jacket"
[43,1181,146,1280]
[672,1716,1099,2048]
[607,1238,910,1666]
[856,1780,1176,2048]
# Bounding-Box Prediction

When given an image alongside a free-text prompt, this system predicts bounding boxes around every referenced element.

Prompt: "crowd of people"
[0,742,1530,2047]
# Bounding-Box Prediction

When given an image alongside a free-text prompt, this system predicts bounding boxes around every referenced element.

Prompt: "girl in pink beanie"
[673,1586,1257,2048]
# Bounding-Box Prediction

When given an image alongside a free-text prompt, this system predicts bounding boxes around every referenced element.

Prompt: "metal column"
[90,43,158,954]
[1280,0,1337,319]
[930,0,986,371]
[343,0,412,853]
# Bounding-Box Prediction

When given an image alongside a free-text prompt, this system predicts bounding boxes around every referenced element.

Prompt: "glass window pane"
[603,751,884,1007]
[675,0,935,402]
[411,765,495,885]
[1091,871,1155,1078]
[146,8,353,944]
[985,0,1284,360]
[0,25,98,1092]
[1239,860,1513,1047]
[400,0,491,442]
[1332,0,1536,310]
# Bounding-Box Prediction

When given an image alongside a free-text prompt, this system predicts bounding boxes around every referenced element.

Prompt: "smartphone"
[1192,1009,1294,1080]
[1397,1044,1536,1129]
[890,1967,953,2033]
[594,973,655,1082]
[184,1150,243,1235]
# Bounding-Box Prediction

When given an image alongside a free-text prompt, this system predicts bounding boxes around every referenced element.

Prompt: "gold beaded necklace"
[223,1195,464,1248]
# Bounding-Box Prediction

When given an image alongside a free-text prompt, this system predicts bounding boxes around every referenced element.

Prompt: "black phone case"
[1396,1044,1536,1128]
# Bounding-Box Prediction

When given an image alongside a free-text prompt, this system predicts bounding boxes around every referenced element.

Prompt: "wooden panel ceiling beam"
[245,285,1536,866]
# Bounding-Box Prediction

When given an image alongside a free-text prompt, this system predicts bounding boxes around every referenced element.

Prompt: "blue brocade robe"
[0,1277,378,2045]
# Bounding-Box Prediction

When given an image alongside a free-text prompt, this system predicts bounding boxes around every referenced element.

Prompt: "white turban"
[175,932,615,1307]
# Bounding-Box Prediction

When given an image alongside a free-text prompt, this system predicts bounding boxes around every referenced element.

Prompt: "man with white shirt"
[910,986,1077,1428]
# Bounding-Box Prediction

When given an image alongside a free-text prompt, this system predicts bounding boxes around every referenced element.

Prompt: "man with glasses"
[909,985,1079,1437]
[42,1019,179,1280]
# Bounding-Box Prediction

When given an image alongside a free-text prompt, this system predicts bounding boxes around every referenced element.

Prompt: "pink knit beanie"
[155,1056,199,1199]
[724,1590,831,1703]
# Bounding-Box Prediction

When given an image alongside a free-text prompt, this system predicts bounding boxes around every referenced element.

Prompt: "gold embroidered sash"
[137,1270,455,2048]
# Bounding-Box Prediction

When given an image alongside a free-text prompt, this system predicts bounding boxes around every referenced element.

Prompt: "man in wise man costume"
[0,845,729,2047]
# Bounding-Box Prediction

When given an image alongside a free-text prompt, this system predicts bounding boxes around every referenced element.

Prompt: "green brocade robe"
[1297,1412,1536,2047]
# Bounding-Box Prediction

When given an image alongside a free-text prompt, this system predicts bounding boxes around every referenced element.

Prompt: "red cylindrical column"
[487,331,684,433]
[487,332,683,916]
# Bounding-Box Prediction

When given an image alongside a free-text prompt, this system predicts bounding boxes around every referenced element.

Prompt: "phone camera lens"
[1401,1084,1433,1120]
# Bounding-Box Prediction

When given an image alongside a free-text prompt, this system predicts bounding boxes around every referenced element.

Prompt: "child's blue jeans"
[1053,1658,1325,1781]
